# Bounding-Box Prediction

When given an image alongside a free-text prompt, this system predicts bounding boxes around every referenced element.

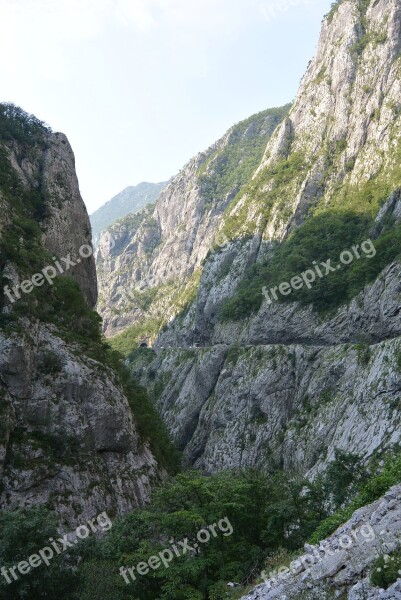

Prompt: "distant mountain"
[90,181,167,244]
[95,106,290,337]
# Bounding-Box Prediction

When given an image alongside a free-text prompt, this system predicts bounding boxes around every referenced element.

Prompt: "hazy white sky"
[0,0,333,213]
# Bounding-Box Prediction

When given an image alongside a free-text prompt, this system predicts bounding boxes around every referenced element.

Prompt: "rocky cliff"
[102,0,401,484]
[0,104,162,526]
[95,106,290,337]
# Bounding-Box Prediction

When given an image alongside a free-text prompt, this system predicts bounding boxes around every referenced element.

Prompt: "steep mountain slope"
[90,181,167,245]
[95,106,290,338]
[117,0,401,479]
[0,104,166,526]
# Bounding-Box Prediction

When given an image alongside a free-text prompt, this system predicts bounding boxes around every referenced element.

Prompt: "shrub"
[220,207,401,321]
[370,550,401,589]
[0,103,51,146]
[37,350,63,375]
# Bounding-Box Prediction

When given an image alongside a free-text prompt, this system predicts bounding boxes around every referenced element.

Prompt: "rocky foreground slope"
[0,104,162,526]
[241,484,401,599]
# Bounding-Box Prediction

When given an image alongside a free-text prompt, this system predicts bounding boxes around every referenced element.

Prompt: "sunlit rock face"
[126,0,401,476]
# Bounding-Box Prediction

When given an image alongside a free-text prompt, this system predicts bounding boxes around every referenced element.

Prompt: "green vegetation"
[0,103,51,147]
[109,270,202,356]
[2,82,401,597]
[313,66,327,85]
[221,209,372,319]
[122,286,160,312]
[109,317,165,355]
[349,1,387,56]
[0,105,101,343]
[6,283,179,472]
[0,465,349,599]
[355,342,371,366]
[3,449,400,599]
[371,549,401,589]
[36,350,63,375]
[0,104,53,315]
[9,426,81,463]
[0,390,11,443]
[0,104,179,475]
[90,182,166,242]
[220,151,307,242]
[215,3,401,321]
[38,278,103,346]
[0,507,77,599]
[198,105,291,206]
[0,143,49,271]
[101,107,291,349]
[326,1,344,24]
[220,139,401,320]
[351,29,388,56]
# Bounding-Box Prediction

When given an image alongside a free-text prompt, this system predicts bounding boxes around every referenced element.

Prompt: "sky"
[0,0,333,213]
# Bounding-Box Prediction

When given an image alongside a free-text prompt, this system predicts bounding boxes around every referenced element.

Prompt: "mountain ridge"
[96,105,290,338]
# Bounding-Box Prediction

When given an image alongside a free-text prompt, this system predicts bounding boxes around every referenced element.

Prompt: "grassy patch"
[371,548,401,589]
[109,270,202,356]
[220,152,307,241]
[109,318,165,356]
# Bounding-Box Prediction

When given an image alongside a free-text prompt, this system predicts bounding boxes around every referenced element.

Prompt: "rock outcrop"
[42,132,98,308]
[133,266,401,475]
[0,104,161,525]
[0,322,159,526]
[4,127,98,308]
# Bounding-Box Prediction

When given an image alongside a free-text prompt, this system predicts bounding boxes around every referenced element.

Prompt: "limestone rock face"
[125,0,401,478]
[0,322,159,525]
[4,129,98,308]
[0,107,161,525]
[134,268,401,476]
[41,132,98,308]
